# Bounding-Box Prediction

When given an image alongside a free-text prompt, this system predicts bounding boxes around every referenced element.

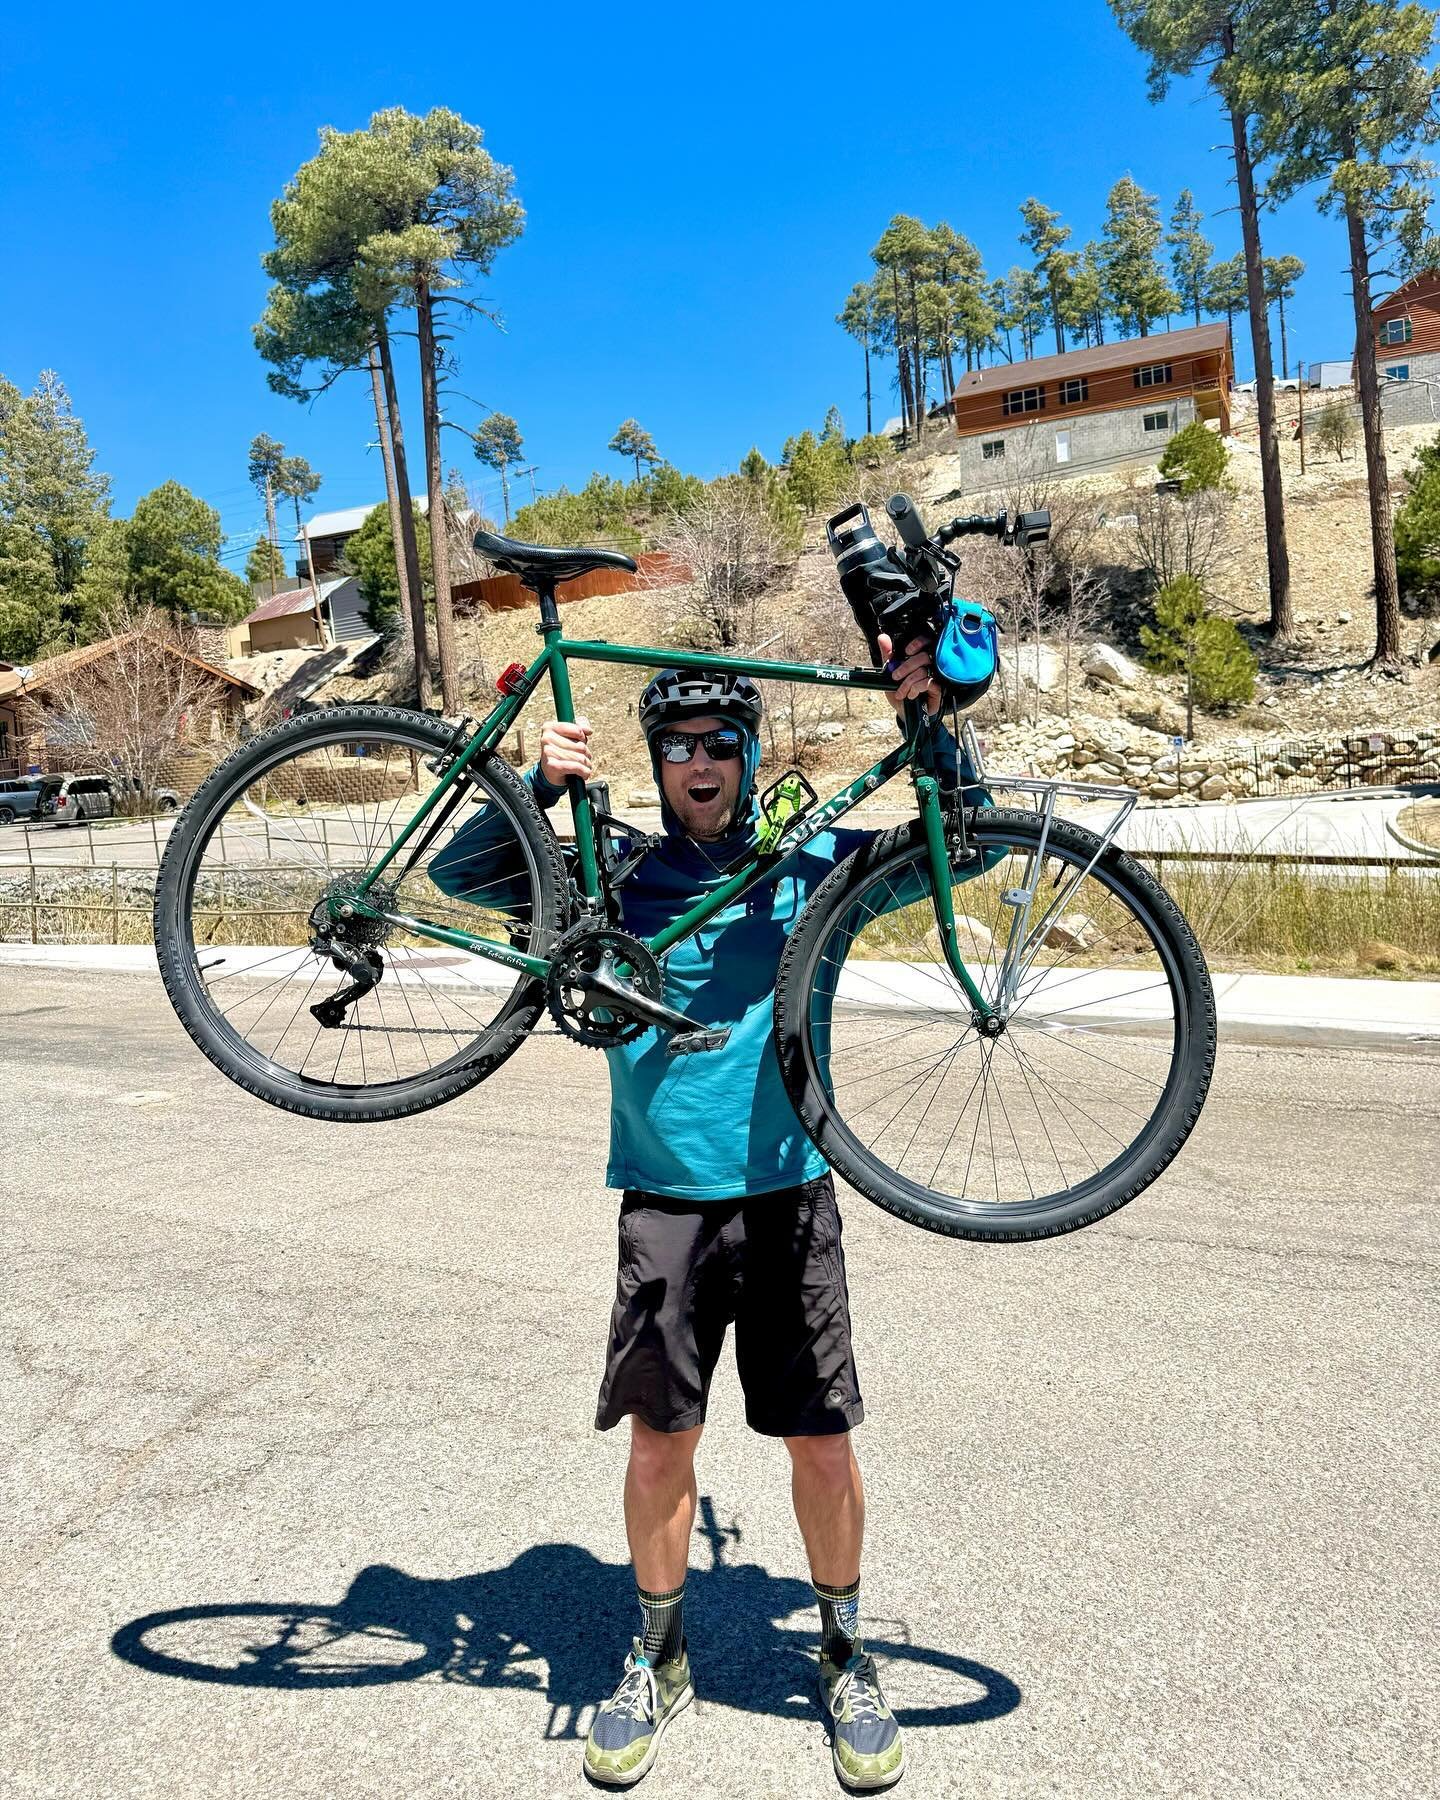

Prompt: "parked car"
[0,776,46,826]
[32,773,182,826]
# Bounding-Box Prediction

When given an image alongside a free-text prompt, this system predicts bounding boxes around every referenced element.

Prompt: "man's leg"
[785,1429,865,1594]
[625,1418,702,1663]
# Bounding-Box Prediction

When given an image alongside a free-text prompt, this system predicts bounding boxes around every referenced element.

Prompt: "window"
[1059,376,1089,405]
[1055,430,1071,464]
[1381,317,1413,346]
[981,438,1005,460]
[1002,386,1044,416]
[1142,409,1171,433]
[1385,363,1411,382]
[1134,363,1174,389]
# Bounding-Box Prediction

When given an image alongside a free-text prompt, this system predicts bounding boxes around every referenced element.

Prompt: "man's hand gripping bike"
[153,495,1215,1241]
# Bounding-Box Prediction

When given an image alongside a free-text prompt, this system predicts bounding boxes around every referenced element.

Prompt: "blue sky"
[1,0,1367,568]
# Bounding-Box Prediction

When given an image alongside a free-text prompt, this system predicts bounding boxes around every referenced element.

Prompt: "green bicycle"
[153,493,1215,1240]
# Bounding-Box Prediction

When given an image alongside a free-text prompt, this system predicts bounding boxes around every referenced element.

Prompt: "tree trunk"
[1343,195,1403,666]
[499,463,511,524]
[1224,64,1292,641]
[376,318,431,708]
[264,475,280,568]
[367,342,416,679]
[1052,292,1064,357]
[414,280,459,713]
[1278,294,1290,381]
[908,274,926,430]
[863,343,872,435]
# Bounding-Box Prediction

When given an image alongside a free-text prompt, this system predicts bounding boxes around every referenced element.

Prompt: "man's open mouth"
[688,780,722,804]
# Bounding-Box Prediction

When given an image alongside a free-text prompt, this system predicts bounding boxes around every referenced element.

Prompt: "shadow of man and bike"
[112,1497,1021,1744]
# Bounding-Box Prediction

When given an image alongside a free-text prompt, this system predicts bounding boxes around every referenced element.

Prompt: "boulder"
[628,784,660,805]
[1044,912,1096,952]
[999,645,1064,692]
[1198,774,1229,800]
[810,720,845,743]
[861,718,894,739]
[1081,643,1141,687]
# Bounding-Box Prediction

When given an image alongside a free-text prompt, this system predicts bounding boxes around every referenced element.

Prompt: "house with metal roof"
[948,322,1233,488]
[233,577,370,656]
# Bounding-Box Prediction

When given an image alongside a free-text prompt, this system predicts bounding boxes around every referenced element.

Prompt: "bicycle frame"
[343,620,999,1017]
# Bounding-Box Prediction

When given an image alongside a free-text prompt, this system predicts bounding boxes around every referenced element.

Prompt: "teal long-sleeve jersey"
[430,723,976,1201]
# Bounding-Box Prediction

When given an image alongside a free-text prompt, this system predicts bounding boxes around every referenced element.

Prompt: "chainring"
[545,923,664,1048]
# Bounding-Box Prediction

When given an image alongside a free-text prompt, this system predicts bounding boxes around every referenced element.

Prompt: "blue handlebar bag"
[933,600,999,707]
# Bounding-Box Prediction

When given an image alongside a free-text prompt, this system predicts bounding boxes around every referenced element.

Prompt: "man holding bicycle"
[506,633,958,1790]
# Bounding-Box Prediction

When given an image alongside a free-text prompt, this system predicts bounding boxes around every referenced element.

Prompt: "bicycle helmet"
[638,667,764,738]
[638,667,765,839]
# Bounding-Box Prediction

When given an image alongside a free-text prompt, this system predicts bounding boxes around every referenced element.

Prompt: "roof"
[306,498,429,539]
[0,632,261,701]
[1373,268,1440,315]
[953,322,1230,400]
[242,576,351,626]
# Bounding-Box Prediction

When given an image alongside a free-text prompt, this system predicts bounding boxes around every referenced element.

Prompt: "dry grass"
[5,850,1438,979]
[1397,799,1440,852]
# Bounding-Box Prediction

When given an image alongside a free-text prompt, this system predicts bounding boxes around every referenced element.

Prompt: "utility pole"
[516,464,540,506]
[1297,356,1306,476]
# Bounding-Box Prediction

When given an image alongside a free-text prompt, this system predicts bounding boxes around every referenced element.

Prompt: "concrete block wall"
[953,398,1197,490]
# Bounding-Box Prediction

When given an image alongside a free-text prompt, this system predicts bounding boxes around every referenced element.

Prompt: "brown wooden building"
[949,322,1232,486]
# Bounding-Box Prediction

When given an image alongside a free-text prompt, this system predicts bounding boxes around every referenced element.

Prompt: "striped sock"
[637,1582,686,1665]
[813,1575,861,1664]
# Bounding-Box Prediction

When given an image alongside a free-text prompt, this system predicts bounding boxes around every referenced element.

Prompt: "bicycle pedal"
[666,1027,731,1058]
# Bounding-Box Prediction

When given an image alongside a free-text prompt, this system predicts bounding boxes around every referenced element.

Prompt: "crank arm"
[570,967,709,1038]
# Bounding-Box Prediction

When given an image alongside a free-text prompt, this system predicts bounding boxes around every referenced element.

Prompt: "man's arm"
[429,718,592,903]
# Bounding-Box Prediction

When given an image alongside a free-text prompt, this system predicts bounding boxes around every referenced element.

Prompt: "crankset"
[544,923,731,1055]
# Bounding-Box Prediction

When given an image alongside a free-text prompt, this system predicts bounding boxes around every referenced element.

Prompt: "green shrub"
[1395,433,1440,605]
[1158,419,1230,493]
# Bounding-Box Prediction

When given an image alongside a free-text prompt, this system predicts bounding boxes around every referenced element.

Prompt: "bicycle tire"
[773,807,1216,1241]
[153,704,568,1122]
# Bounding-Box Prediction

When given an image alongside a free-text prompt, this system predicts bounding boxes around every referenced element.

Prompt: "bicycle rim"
[158,712,560,1103]
[786,811,1213,1237]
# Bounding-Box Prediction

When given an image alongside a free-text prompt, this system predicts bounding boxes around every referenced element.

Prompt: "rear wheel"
[774,807,1215,1240]
[153,704,568,1120]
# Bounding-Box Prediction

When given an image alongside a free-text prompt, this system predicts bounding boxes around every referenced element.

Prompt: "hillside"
[316,409,1440,807]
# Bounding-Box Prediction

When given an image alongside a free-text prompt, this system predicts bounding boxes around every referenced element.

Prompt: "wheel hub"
[973,1011,1007,1038]
[310,872,397,953]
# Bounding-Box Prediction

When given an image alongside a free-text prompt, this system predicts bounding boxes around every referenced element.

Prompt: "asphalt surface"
[4,967,1437,1799]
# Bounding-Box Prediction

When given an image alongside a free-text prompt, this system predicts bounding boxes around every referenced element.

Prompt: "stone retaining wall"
[977,718,1440,801]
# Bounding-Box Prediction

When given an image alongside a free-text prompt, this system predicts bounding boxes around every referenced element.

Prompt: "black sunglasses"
[657,727,745,764]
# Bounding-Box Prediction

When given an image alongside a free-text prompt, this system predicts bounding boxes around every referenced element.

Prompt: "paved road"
[4,969,1437,1799]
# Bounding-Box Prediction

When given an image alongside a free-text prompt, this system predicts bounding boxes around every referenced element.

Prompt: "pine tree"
[1018,199,1075,355]
[1205,253,1248,336]
[1110,0,1294,640]
[1140,573,1257,734]
[0,371,115,658]
[871,215,933,434]
[1167,189,1214,326]
[244,539,287,586]
[125,482,250,624]
[247,433,286,564]
[837,281,882,434]
[474,412,524,523]
[608,419,659,484]
[1394,433,1440,602]
[1159,419,1231,492]
[1262,254,1305,379]
[1100,175,1180,336]
[1246,0,1439,668]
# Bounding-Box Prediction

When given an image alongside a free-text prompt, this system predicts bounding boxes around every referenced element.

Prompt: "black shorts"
[594,1170,864,1438]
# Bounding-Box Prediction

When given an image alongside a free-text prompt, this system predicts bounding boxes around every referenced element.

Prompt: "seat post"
[532,578,562,636]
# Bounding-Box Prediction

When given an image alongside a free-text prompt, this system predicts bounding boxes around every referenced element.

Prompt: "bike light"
[495,662,528,695]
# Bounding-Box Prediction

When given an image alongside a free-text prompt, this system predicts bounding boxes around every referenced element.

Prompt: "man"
[432,632,970,1790]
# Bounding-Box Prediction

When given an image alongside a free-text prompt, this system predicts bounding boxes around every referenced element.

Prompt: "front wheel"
[774,807,1216,1241]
